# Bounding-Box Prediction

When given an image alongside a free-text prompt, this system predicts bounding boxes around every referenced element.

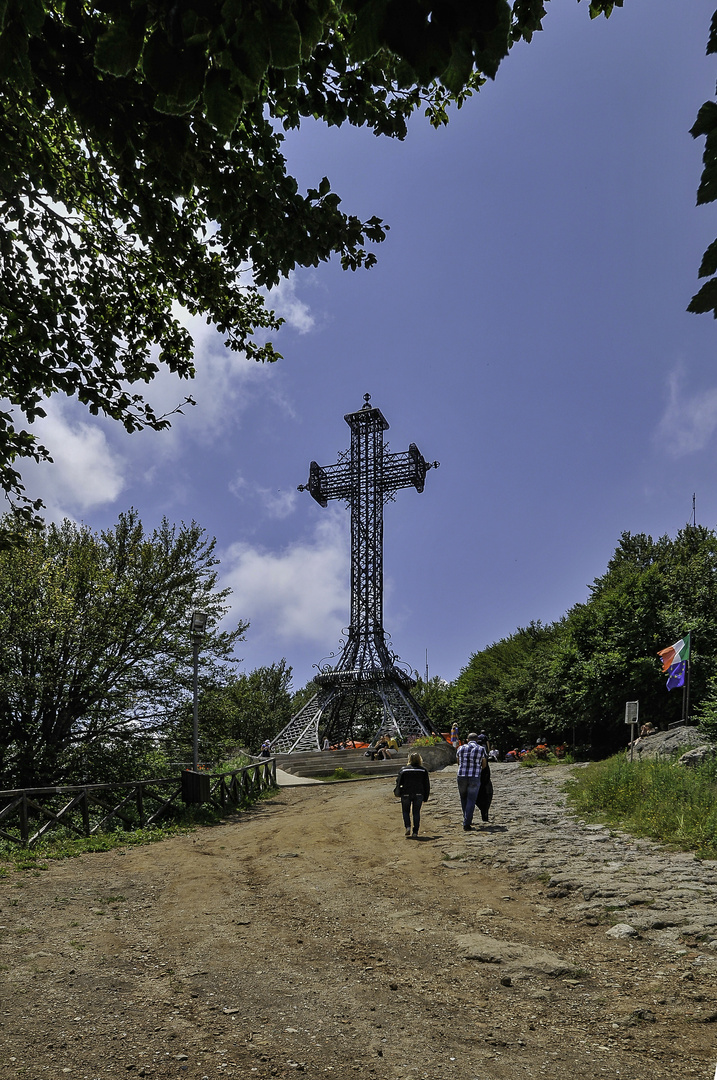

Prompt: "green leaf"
[690,101,717,140]
[203,67,244,134]
[267,10,302,69]
[298,9,325,58]
[440,35,473,96]
[349,0,387,63]
[688,278,717,317]
[708,11,717,56]
[142,29,184,95]
[95,17,145,77]
[698,239,717,279]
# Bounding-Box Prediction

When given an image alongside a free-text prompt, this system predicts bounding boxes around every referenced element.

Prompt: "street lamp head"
[190,610,209,635]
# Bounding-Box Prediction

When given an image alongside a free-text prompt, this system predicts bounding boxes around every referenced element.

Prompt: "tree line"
[0,511,307,788]
[3,512,717,788]
[414,525,717,756]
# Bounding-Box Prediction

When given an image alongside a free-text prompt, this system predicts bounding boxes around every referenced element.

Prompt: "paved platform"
[275,767,323,786]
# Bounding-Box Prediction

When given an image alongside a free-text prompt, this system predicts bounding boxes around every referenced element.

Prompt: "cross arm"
[297,460,352,506]
[383,444,440,494]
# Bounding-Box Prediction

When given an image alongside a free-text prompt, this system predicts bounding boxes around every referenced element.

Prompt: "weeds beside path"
[567,753,717,859]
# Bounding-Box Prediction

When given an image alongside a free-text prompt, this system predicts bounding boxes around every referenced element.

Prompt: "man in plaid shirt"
[456,732,487,831]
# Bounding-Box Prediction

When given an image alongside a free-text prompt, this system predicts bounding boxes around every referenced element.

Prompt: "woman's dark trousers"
[401,793,424,834]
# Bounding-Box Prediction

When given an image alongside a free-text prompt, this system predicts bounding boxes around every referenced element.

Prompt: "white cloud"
[220,512,349,647]
[20,400,126,520]
[656,371,717,457]
[13,273,317,519]
[267,275,316,334]
[115,283,312,464]
[229,472,298,519]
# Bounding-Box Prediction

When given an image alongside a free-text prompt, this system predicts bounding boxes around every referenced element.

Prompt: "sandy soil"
[1,770,716,1080]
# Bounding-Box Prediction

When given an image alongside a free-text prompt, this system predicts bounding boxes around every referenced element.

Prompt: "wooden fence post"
[19,793,29,847]
[81,789,90,836]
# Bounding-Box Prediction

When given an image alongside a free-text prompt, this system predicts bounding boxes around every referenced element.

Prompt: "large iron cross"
[298,395,438,676]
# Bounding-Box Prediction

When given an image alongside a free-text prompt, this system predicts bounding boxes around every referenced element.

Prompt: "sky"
[19,1,717,692]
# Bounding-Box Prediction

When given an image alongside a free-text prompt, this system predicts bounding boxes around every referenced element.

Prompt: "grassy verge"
[324,767,360,781]
[565,753,717,859]
[520,752,575,768]
[0,785,279,876]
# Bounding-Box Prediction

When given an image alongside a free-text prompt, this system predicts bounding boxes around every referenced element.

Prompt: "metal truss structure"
[271,395,442,753]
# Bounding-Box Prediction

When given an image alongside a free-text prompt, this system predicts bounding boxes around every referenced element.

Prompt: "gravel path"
[435,762,717,952]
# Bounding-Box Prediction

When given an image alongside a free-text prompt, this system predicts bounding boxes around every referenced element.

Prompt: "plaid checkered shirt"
[456,740,486,777]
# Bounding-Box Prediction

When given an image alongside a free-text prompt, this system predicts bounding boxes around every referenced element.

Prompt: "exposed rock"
[459,933,579,977]
[605,923,638,939]
[676,746,716,768]
[628,725,705,762]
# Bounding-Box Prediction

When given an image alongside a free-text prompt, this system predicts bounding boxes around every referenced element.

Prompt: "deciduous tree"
[0,510,247,786]
[169,660,295,758]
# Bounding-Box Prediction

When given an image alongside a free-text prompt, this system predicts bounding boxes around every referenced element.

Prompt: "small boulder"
[606,923,638,939]
[676,746,716,768]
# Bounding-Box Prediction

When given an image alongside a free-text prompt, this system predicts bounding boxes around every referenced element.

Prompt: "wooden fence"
[0,759,277,849]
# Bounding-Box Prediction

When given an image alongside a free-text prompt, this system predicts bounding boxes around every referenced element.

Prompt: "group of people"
[503,740,567,762]
[394,731,494,838]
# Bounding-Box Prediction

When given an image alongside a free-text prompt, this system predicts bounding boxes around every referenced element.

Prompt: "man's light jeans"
[457,775,481,828]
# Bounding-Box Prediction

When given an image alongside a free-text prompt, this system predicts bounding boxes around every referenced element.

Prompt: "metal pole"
[192,636,199,772]
[684,658,691,725]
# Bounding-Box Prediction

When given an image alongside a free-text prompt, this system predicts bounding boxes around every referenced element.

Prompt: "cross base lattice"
[271,671,440,754]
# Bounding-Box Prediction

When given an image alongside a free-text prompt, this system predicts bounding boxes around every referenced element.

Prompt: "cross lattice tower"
[270,395,441,753]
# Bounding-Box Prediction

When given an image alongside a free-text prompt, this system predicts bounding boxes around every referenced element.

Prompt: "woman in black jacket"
[395,752,430,838]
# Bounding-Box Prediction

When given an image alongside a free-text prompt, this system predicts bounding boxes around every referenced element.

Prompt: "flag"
[657,633,691,672]
[666,661,686,690]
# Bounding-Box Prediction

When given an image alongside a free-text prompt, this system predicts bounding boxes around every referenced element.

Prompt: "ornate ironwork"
[271,395,441,753]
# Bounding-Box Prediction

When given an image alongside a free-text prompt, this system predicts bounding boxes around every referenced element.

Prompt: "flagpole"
[684,656,690,724]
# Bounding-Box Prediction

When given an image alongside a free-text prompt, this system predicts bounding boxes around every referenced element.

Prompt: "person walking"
[475,734,493,823]
[395,751,430,838]
[456,732,487,831]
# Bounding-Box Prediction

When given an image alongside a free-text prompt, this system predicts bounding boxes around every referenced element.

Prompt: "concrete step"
[269,742,454,780]
[277,751,403,779]
[282,762,401,779]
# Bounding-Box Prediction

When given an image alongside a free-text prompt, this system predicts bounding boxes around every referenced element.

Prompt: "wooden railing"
[0,759,277,849]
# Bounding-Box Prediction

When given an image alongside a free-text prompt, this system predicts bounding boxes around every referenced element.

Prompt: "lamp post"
[190,611,208,771]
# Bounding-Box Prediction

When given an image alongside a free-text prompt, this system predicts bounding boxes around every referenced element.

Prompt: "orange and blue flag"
[658,634,690,691]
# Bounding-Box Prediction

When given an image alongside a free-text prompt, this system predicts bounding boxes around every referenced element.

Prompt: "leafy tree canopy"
[0,509,247,787]
[453,527,717,755]
[0,0,627,523]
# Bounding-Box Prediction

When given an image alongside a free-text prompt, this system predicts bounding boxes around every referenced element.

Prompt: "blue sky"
[21,1,717,690]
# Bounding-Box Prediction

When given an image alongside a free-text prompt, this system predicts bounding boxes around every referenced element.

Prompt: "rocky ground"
[1,762,717,1080]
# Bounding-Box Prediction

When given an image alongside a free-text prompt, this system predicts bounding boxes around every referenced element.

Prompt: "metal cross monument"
[271,395,441,753]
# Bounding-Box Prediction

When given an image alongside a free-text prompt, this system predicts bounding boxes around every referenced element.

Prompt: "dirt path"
[1,764,716,1080]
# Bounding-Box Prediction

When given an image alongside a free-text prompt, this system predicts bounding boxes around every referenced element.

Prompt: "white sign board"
[625,701,639,725]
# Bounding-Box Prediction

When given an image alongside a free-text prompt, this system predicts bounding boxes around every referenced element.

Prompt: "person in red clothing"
[395,751,430,838]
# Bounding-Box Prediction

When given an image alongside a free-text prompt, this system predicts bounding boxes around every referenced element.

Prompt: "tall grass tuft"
[566,754,717,859]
